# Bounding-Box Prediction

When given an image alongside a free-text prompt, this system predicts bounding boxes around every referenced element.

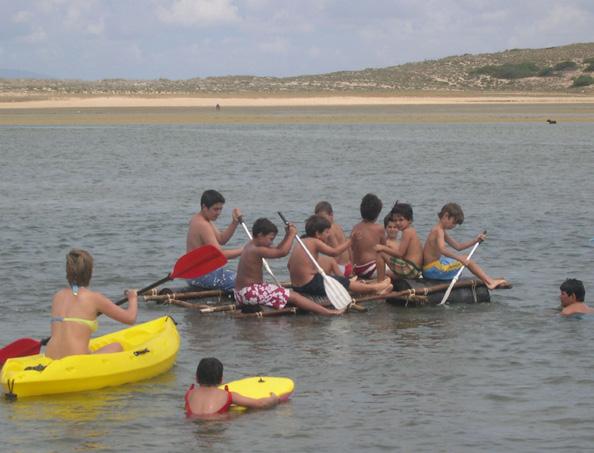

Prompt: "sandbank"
[1,94,594,109]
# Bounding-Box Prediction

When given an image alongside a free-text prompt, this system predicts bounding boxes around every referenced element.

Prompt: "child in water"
[560,278,593,316]
[185,357,280,417]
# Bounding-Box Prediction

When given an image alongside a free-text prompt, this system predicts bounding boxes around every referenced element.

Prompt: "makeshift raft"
[388,277,494,305]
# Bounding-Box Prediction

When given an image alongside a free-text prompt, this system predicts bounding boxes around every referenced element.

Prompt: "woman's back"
[45,287,100,359]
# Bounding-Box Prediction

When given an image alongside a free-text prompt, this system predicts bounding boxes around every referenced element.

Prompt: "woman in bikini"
[45,249,138,360]
[185,357,280,417]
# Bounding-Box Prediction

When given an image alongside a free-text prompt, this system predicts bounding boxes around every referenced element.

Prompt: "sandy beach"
[2,94,594,109]
[2,94,594,125]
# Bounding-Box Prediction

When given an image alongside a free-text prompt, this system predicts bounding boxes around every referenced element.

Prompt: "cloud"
[258,37,289,54]
[156,0,240,26]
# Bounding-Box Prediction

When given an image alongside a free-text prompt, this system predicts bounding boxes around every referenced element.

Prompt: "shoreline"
[2,94,594,109]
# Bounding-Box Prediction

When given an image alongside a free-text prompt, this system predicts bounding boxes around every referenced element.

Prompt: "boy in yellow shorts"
[423,203,507,289]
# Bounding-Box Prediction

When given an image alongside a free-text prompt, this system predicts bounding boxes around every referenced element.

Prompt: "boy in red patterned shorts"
[234,218,343,316]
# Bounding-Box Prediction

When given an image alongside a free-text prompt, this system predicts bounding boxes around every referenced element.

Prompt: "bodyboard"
[219,376,294,411]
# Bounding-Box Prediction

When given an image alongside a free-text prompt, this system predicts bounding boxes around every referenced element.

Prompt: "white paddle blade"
[323,276,352,310]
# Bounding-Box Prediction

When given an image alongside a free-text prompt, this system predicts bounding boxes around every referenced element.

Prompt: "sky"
[1,0,593,80]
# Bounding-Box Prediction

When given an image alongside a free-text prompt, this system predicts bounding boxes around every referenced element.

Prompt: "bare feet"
[376,278,393,295]
[486,278,509,290]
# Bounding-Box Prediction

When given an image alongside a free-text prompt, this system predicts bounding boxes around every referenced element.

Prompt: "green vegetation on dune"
[1,42,594,97]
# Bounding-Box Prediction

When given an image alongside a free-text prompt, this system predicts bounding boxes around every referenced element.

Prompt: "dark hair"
[252,218,278,237]
[560,278,585,302]
[200,190,225,208]
[314,201,333,215]
[360,193,382,221]
[66,249,93,287]
[383,213,396,228]
[392,202,414,222]
[305,215,331,237]
[438,203,464,225]
[196,357,223,386]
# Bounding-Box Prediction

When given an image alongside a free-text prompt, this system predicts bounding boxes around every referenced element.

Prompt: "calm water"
[1,118,594,452]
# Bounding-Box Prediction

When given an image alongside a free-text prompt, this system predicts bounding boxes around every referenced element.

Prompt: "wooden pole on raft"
[352,278,511,304]
[231,307,298,318]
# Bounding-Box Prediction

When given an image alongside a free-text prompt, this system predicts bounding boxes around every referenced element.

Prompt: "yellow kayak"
[1,316,180,399]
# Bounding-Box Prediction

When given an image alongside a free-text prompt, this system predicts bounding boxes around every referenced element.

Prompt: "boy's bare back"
[288,237,321,287]
[351,221,385,265]
[235,242,265,289]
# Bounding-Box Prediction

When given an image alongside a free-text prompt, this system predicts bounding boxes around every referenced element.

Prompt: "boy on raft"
[559,278,593,316]
[186,189,244,292]
[234,217,343,315]
[376,202,423,280]
[423,203,508,289]
[351,193,386,280]
[185,357,280,417]
[288,215,392,297]
[314,201,352,277]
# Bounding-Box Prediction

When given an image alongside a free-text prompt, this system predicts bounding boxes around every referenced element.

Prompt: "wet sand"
[1,95,594,124]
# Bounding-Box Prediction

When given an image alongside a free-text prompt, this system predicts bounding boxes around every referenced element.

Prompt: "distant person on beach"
[185,357,280,417]
[376,202,423,280]
[314,201,352,277]
[234,217,343,315]
[559,278,593,316]
[186,190,244,292]
[45,249,138,360]
[422,203,508,289]
[288,215,392,297]
[351,193,386,280]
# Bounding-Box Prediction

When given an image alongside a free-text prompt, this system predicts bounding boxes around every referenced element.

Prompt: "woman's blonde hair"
[66,249,93,287]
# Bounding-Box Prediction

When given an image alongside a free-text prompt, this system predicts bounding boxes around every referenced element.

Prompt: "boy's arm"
[317,238,352,257]
[444,231,485,251]
[199,222,244,259]
[440,231,471,263]
[258,224,298,259]
[217,208,242,245]
[376,230,411,257]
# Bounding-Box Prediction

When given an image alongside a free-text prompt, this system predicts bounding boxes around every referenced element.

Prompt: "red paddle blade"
[0,338,42,366]
[171,245,227,280]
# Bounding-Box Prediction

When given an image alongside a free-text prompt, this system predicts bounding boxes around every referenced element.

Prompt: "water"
[1,119,594,452]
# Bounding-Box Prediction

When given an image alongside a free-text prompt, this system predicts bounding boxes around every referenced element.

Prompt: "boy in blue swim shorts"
[186,190,244,292]
[422,203,508,289]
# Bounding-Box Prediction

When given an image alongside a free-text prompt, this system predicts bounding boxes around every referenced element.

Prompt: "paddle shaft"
[438,232,485,305]
[238,219,282,287]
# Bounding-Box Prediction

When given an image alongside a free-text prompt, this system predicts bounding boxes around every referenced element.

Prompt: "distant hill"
[1,43,594,98]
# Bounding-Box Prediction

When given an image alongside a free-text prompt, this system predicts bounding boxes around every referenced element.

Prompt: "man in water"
[559,278,593,316]
[186,190,243,292]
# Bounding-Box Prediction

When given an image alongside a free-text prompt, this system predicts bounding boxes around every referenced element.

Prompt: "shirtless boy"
[351,193,386,280]
[559,278,593,316]
[235,218,343,316]
[423,203,507,289]
[288,215,392,297]
[186,189,244,292]
[376,202,423,280]
[314,201,352,277]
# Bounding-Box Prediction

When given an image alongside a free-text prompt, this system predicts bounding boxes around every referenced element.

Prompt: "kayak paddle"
[278,212,352,310]
[439,231,485,306]
[0,245,226,365]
